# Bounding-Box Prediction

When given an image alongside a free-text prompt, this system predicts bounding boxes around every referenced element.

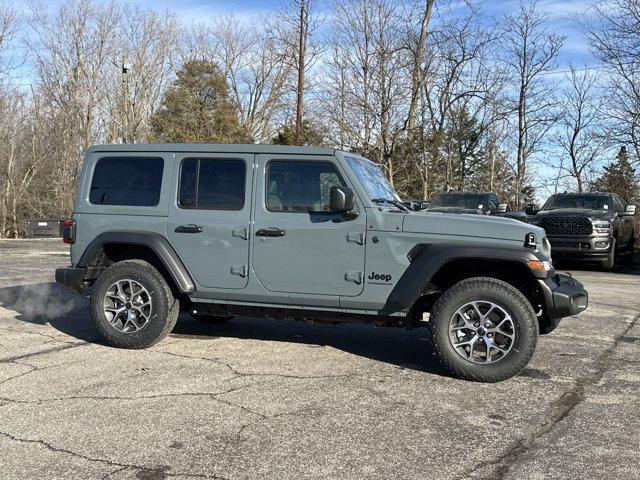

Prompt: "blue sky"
[13,0,599,71]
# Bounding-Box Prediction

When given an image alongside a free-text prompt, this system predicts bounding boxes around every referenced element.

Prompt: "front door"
[167,153,253,289]
[252,155,366,297]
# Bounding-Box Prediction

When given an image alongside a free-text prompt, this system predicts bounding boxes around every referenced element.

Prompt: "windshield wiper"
[371,198,410,211]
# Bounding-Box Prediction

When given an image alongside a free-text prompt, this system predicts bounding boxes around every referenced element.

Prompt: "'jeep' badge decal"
[368,272,392,284]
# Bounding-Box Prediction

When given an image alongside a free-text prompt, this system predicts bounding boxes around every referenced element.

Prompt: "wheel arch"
[382,244,546,324]
[78,231,195,294]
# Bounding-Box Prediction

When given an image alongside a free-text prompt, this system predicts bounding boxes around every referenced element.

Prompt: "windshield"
[542,194,611,211]
[429,194,486,210]
[345,156,400,202]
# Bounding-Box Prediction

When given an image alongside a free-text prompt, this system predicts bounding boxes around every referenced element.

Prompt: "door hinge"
[232,226,249,240]
[344,271,363,284]
[230,265,247,277]
[347,232,365,245]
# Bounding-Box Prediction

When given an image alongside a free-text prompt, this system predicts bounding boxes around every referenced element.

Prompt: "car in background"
[530,192,636,269]
[402,200,430,211]
[426,191,507,215]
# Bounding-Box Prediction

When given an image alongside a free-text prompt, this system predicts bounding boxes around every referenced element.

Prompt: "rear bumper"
[55,267,88,294]
[538,273,588,320]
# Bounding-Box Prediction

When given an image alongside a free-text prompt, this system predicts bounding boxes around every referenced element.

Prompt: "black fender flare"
[78,231,196,294]
[382,243,548,314]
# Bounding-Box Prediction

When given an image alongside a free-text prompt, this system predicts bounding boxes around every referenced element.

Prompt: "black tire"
[428,277,539,382]
[90,259,179,349]
[602,239,616,270]
[620,234,635,267]
[190,314,234,324]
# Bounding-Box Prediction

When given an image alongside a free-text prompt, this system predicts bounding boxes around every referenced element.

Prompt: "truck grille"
[549,240,591,249]
[540,217,593,236]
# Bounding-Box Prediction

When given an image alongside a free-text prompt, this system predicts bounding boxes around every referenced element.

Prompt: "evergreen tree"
[150,60,249,143]
[590,146,640,202]
[271,120,326,146]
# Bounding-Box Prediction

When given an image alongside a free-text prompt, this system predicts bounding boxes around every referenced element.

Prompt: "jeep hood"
[402,212,543,242]
[535,208,614,221]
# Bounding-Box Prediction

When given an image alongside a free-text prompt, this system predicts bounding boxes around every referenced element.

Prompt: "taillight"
[62,219,76,245]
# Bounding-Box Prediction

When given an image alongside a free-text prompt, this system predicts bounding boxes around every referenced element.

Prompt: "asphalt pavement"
[0,238,638,479]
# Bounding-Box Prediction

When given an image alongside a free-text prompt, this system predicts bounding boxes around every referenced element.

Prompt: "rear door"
[252,155,366,297]
[167,153,253,289]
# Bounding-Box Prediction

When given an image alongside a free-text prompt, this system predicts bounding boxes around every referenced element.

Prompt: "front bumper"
[55,267,88,294]
[548,235,614,259]
[538,273,588,320]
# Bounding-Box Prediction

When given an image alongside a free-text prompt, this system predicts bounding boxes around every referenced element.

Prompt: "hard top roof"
[88,143,336,156]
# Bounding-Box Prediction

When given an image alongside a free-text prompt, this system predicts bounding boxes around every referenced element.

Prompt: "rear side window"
[179,158,246,210]
[90,157,164,206]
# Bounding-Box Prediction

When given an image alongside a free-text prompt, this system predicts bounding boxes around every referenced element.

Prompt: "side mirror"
[623,204,636,215]
[329,186,355,212]
[525,203,539,215]
[497,203,508,213]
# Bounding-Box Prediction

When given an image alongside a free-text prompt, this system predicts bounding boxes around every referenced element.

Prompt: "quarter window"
[90,156,164,206]
[179,158,245,210]
[266,161,344,212]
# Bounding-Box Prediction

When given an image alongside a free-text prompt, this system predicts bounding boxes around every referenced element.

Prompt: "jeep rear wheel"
[90,260,179,349]
[428,277,538,382]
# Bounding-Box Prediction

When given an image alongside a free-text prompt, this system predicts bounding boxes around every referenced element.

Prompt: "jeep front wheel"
[428,277,538,382]
[90,260,179,349]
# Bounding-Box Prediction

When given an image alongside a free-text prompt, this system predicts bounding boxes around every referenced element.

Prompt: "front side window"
[179,158,245,210]
[266,161,344,212]
[90,156,164,206]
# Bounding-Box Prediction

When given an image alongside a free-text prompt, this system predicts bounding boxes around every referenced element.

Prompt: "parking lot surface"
[0,238,638,479]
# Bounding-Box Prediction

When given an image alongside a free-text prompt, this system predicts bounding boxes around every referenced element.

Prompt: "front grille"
[549,240,591,249]
[540,217,593,235]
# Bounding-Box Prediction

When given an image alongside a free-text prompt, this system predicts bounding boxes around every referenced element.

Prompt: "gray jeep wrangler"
[56,144,588,382]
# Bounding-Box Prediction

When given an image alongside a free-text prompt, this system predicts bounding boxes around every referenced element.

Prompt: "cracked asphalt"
[0,238,639,480]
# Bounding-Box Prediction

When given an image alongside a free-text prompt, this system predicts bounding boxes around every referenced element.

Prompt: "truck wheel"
[621,234,635,267]
[90,260,179,349]
[428,277,539,382]
[601,239,617,270]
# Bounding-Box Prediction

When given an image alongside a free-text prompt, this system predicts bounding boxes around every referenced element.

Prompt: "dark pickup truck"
[426,192,507,215]
[530,193,636,269]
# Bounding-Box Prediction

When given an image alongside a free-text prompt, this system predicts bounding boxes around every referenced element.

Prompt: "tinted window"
[267,161,344,212]
[179,158,245,210]
[90,157,163,206]
[542,194,611,211]
[429,194,487,209]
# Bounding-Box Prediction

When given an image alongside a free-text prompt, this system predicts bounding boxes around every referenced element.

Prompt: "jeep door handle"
[256,228,286,237]
[175,224,203,234]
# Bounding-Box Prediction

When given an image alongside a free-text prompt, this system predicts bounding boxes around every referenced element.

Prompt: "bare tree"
[405,0,436,135]
[553,66,605,192]
[184,17,292,143]
[581,0,640,162]
[105,5,179,143]
[25,0,120,214]
[323,0,408,186]
[502,1,564,207]
[273,0,322,146]
[0,0,18,77]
